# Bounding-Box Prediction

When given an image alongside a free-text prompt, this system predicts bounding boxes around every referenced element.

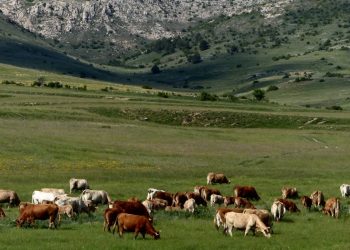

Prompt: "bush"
[199,40,210,51]
[45,81,63,88]
[326,105,343,110]
[151,64,161,74]
[187,52,202,64]
[157,92,169,98]
[199,91,218,101]
[267,85,279,91]
[142,85,153,89]
[253,89,265,101]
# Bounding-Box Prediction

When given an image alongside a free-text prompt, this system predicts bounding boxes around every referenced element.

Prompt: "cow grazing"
[58,205,74,224]
[41,188,65,195]
[323,197,340,218]
[276,199,300,213]
[310,190,325,208]
[194,186,205,195]
[281,187,298,199]
[146,188,165,200]
[300,196,312,210]
[69,178,89,193]
[214,207,244,232]
[210,194,224,206]
[207,172,230,185]
[234,186,260,201]
[115,213,160,240]
[184,198,196,213]
[0,207,5,218]
[0,189,20,207]
[16,203,59,229]
[81,189,111,206]
[173,192,188,208]
[271,200,286,221]
[243,209,273,228]
[234,197,256,209]
[55,196,96,215]
[142,198,168,214]
[224,212,271,238]
[185,192,207,207]
[151,191,174,207]
[201,187,221,201]
[111,200,151,219]
[340,184,350,198]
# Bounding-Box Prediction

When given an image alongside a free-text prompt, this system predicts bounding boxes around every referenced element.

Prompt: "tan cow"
[281,187,298,199]
[310,190,325,209]
[224,212,271,238]
[58,205,74,224]
[271,200,286,221]
[323,197,340,218]
[207,173,230,185]
[214,207,244,232]
[243,208,272,227]
[0,190,20,207]
[142,198,168,214]
[210,194,224,206]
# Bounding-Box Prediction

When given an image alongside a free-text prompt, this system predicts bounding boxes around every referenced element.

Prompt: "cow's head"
[153,231,160,240]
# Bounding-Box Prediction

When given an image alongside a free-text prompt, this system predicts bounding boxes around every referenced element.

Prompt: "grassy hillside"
[1,71,350,249]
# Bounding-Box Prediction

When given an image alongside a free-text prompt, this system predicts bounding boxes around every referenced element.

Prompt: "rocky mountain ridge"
[0,0,293,44]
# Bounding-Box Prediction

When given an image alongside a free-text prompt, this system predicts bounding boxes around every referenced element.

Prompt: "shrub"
[253,89,265,101]
[199,91,218,101]
[142,85,153,89]
[199,40,210,51]
[157,92,169,98]
[151,64,161,74]
[187,52,202,64]
[267,85,279,91]
[326,105,343,110]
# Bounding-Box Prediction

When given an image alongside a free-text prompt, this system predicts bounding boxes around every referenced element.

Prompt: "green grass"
[0,81,350,249]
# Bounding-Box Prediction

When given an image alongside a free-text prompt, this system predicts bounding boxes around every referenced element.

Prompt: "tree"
[151,64,160,74]
[187,52,202,64]
[253,89,265,101]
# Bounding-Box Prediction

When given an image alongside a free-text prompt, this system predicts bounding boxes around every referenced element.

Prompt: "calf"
[234,186,260,201]
[16,204,59,229]
[225,212,271,238]
[281,187,298,199]
[207,172,230,185]
[300,196,312,210]
[323,197,340,218]
[58,205,74,224]
[276,199,300,212]
[185,192,207,207]
[271,200,286,221]
[142,198,168,214]
[115,213,160,240]
[69,178,89,194]
[224,196,235,207]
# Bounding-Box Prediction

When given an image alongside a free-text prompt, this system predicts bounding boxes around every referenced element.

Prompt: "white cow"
[210,194,224,206]
[340,184,350,198]
[271,201,286,222]
[69,178,89,193]
[224,212,271,238]
[80,189,111,205]
[184,198,196,213]
[146,188,165,200]
[41,188,65,195]
[32,191,56,204]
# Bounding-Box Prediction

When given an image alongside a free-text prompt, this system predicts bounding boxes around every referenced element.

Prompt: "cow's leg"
[118,227,123,238]
[134,228,140,240]
[228,225,233,237]
[244,226,251,236]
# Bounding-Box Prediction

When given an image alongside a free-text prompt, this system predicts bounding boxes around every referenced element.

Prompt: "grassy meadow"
[0,68,350,249]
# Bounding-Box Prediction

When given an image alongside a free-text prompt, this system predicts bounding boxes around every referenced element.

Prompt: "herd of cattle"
[0,173,349,239]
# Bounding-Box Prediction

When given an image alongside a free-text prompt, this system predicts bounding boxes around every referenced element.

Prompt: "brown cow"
[0,190,20,207]
[16,204,59,229]
[0,207,5,218]
[281,187,298,199]
[233,186,260,201]
[310,191,325,209]
[323,197,340,218]
[152,191,174,207]
[201,187,222,201]
[185,192,207,207]
[103,207,123,232]
[234,197,256,209]
[276,199,300,212]
[207,173,230,185]
[223,196,235,207]
[300,196,312,210]
[173,192,188,208]
[115,213,160,240]
[111,200,151,219]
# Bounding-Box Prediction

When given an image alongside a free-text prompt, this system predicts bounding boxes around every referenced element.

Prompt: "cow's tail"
[335,198,340,218]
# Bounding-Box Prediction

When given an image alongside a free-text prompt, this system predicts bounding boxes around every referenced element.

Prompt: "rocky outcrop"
[0,0,293,42]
